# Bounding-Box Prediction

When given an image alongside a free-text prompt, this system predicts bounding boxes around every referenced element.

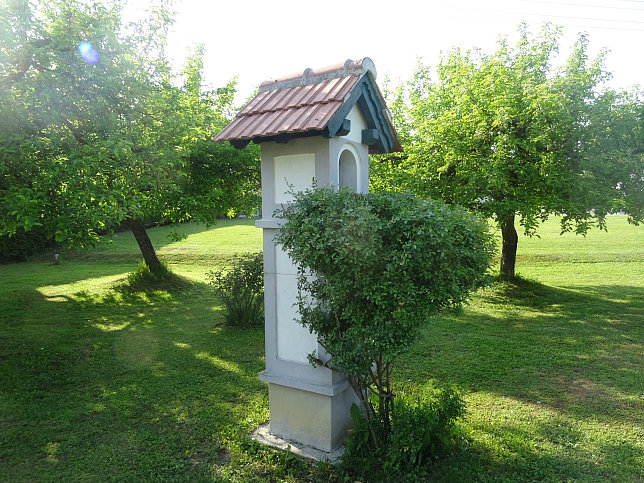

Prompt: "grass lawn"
[1,216,642,481]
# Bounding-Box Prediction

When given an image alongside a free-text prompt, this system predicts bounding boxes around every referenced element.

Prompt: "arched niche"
[338,144,360,192]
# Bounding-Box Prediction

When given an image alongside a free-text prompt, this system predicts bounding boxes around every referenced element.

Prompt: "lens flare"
[78,42,99,65]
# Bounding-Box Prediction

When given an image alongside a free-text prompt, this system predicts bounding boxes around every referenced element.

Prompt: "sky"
[157,0,644,103]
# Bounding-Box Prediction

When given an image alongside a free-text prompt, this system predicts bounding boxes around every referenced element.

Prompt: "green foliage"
[208,252,264,328]
[585,89,644,224]
[181,139,260,223]
[340,386,466,480]
[0,0,260,268]
[274,187,494,447]
[372,23,644,279]
[389,387,466,465]
[0,226,54,261]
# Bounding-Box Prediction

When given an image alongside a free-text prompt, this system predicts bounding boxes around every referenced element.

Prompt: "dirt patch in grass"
[546,374,603,409]
[566,377,601,399]
[548,374,642,421]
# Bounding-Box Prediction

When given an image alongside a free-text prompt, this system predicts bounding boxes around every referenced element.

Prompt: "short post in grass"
[214,58,400,454]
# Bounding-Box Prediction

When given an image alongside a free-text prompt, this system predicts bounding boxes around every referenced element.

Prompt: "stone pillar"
[256,117,369,452]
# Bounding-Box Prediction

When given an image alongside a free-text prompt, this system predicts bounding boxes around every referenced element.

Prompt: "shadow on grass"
[399,278,643,408]
[487,275,644,315]
[396,276,644,480]
[428,416,643,482]
[0,277,268,481]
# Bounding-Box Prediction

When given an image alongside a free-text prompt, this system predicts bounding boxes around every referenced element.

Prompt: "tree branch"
[61,118,86,145]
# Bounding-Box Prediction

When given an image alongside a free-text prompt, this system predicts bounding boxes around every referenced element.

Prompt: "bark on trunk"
[125,218,162,273]
[499,214,518,281]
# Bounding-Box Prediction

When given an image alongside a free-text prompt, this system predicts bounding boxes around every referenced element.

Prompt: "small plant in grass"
[341,386,466,480]
[208,252,264,327]
[275,187,494,471]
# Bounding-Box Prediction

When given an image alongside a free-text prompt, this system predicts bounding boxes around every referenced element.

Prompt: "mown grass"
[396,216,644,481]
[0,219,285,481]
[0,216,642,481]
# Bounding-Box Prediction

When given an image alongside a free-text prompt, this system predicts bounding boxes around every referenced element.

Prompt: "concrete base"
[251,423,344,462]
[264,381,357,453]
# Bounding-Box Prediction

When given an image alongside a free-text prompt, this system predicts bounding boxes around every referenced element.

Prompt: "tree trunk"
[125,218,162,273]
[499,214,518,281]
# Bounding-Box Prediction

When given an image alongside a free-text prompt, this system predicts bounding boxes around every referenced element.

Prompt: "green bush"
[208,252,264,328]
[0,226,55,262]
[274,187,494,449]
[340,386,466,481]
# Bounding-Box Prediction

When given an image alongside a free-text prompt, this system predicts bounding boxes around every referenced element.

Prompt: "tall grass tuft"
[124,261,192,292]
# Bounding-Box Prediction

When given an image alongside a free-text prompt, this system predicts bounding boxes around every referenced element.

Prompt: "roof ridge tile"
[258,57,376,93]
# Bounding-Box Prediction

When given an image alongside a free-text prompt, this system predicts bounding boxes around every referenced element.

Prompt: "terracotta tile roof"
[218,75,359,141]
[214,59,370,140]
[214,58,400,153]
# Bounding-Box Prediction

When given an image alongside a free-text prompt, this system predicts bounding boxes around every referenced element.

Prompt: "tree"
[274,187,494,448]
[371,24,644,280]
[584,89,644,222]
[0,0,259,269]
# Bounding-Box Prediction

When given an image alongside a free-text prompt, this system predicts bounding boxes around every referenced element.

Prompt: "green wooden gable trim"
[323,118,351,138]
[323,74,395,153]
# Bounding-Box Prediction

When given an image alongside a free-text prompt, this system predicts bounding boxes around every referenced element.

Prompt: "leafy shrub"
[0,226,55,262]
[340,386,466,481]
[274,187,494,448]
[208,252,264,327]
